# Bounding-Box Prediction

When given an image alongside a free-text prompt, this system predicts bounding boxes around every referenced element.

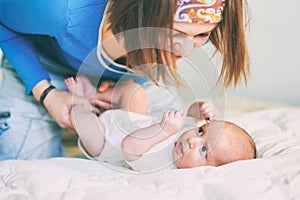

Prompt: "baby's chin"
[172,155,201,169]
[175,163,200,169]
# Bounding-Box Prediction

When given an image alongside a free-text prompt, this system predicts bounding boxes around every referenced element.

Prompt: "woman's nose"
[173,36,195,58]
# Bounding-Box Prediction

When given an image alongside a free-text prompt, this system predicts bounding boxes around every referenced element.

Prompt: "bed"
[0,94,300,200]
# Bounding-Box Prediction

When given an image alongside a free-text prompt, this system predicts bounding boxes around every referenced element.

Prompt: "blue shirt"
[0,0,147,94]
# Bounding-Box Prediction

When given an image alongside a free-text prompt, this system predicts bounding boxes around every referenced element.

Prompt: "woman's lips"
[175,55,182,60]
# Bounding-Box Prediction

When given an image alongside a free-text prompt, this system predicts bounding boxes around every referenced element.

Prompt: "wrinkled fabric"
[1,107,300,199]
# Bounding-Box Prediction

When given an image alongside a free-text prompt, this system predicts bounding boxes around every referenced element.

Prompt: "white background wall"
[180,0,300,106]
[227,0,300,105]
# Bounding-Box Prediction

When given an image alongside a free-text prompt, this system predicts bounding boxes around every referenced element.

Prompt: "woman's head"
[173,120,256,168]
[107,0,249,88]
[107,0,178,85]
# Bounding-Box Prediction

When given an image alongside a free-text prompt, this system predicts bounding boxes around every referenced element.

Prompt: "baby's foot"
[64,77,85,97]
[76,75,97,99]
[160,111,185,136]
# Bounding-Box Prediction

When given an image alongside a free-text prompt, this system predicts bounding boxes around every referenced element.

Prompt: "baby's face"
[173,122,229,168]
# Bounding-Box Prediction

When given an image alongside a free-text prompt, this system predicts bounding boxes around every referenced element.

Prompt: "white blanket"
[1,107,300,200]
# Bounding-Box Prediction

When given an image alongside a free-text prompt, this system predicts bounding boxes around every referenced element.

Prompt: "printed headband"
[174,0,226,23]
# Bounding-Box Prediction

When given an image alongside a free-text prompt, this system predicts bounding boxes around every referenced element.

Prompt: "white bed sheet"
[0,99,300,200]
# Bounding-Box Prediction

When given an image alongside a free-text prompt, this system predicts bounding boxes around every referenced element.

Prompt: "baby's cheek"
[172,149,180,166]
[183,153,203,168]
[172,148,176,157]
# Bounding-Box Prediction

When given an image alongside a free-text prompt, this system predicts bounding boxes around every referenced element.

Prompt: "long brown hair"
[107,0,250,88]
[210,0,250,88]
[107,0,180,86]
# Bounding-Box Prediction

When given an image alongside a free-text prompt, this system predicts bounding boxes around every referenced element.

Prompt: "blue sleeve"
[0,0,68,94]
[0,24,50,94]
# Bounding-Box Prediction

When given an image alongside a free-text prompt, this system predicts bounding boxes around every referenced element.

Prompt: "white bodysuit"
[78,109,200,172]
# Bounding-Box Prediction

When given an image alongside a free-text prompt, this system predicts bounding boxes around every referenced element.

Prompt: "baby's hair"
[224,121,257,159]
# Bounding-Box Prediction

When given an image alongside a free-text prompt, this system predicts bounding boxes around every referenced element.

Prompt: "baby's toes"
[174,111,183,118]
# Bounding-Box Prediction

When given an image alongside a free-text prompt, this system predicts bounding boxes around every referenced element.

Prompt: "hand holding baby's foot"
[160,111,185,136]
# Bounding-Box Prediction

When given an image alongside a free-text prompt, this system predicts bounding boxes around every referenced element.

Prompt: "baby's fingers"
[199,103,217,121]
[202,112,216,122]
[167,111,184,118]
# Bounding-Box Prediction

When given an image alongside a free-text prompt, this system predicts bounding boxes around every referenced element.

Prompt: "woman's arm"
[121,111,184,162]
[0,28,51,94]
[0,1,78,129]
[0,0,68,93]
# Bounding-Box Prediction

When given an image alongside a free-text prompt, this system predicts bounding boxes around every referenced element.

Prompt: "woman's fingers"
[90,99,112,110]
[97,80,115,93]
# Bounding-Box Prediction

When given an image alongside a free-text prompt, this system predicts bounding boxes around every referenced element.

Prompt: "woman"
[0,0,249,159]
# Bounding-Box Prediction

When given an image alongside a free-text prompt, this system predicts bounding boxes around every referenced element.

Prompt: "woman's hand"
[97,80,116,93]
[32,78,102,131]
[43,89,95,131]
[90,80,116,111]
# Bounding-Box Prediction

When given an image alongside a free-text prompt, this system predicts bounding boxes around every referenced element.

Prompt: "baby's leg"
[64,77,85,97]
[77,75,97,99]
[71,105,106,157]
[64,75,97,99]
[116,81,147,115]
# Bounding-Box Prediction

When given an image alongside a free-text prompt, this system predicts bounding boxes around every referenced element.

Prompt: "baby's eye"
[200,146,207,157]
[197,127,203,136]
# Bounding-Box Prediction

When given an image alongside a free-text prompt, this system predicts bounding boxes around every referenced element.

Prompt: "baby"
[121,104,256,171]
[65,76,256,171]
[173,120,256,168]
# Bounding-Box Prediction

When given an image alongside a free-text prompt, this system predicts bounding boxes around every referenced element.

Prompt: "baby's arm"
[187,101,216,121]
[71,105,106,157]
[121,111,184,162]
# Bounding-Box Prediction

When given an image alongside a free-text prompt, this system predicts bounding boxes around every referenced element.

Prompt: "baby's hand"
[160,111,185,136]
[198,101,217,122]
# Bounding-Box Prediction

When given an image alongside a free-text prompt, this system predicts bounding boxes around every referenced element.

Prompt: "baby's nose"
[188,137,204,149]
